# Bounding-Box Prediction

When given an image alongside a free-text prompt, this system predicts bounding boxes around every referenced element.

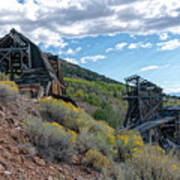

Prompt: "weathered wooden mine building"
[0,28,66,98]
[124,75,180,150]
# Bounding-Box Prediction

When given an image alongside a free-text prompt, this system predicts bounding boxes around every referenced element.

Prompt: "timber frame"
[123,75,180,150]
[0,28,66,98]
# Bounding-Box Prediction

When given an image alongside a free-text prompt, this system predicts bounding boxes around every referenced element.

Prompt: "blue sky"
[0,0,180,93]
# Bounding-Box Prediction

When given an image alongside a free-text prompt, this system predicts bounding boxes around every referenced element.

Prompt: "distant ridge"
[169,92,180,97]
[58,57,124,85]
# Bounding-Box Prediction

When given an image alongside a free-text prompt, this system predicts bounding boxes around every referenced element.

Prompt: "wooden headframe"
[0,28,66,98]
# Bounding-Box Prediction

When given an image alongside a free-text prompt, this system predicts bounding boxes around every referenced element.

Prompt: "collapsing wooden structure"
[0,28,66,98]
[124,75,180,150]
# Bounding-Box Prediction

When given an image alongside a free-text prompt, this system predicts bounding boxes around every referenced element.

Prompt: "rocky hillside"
[0,78,179,180]
[0,82,101,180]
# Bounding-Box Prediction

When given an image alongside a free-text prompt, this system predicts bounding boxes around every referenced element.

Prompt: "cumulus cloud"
[80,55,106,64]
[140,65,159,72]
[58,46,82,55]
[157,39,180,51]
[128,42,152,49]
[106,42,127,53]
[31,28,68,48]
[159,33,168,40]
[65,58,79,65]
[65,47,82,55]
[1,0,180,43]
[140,64,169,72]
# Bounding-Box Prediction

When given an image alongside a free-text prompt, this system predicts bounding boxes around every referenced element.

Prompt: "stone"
[34,157,46,166]
[4,171,11,175]
[58,167,63,173]
[0,105,5,112]
[48,176,53,180]
[0,111,5,119]
[3,150,12,160]
[0,164,5,171]
[6,145,19,154]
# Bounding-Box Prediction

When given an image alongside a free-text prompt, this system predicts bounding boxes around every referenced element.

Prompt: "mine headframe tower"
[123,75,180,150]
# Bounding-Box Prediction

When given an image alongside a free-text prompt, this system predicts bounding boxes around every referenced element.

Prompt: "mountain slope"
[59,58,123,85]
[0,86,100,180]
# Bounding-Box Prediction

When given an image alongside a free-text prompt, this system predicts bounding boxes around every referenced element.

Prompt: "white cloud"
[115,43,127,50]
[128,43,138,49]
[105,48,114,53]
[1,0,180,43]
[141,43,153,48]
[80,55,106,64]
[159,33,168,40]
[65,58,79,65]
[140,65,159,72]
[76,47,82,52]
[60,46,82,55]
[164,88,180,94]
[31,28,68,48]
[105,42,127,53]
[140,64,170,72]
[157,39,180,51]
[66,48,74,55]
[128,42,152,49]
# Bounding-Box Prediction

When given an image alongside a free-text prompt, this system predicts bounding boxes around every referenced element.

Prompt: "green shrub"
[39,97,93,132]
[76,129,115,160]
[102,164,136,180]
[38,98,116,158]
[0,73,9,81]
[76,130,96,154]
[25,118,74,163]
[83,149,110,171]
[0,83,19,103]
[93,104,121,128]
[128,145,180,180]
[39,98,68,124]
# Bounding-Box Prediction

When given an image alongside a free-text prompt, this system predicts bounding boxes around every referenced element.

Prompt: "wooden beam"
[134,116,175,133]
[28,44,32,68]
[0,47,27,52]
[22,68,44,74]
[45,81,52,96]
[18,83,40,88]
[0,51,10,62]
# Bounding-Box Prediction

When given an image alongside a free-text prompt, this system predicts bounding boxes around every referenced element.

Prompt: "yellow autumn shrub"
[25,118,74,163]
[51,122,77,145]
[129,144,180,180]
[115,130,143,161]
[83,149,110,171]
[0,81,18,91]
[0,80,19,103]
[39,97,118,158]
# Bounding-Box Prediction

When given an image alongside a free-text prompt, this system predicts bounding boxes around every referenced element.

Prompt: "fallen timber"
[123,75,180,150]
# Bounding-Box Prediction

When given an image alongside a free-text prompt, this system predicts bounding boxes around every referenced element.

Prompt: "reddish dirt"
[0,97,101,180]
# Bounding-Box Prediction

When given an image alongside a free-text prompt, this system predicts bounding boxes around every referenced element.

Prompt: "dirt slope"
[0,96,100,180]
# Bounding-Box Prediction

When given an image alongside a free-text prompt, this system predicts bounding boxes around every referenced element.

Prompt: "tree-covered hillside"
[60,59,123,84]
[60,59,180,128]
[64,77,127,128]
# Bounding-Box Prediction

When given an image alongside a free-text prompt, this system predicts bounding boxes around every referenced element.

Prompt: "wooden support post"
[37,86,44,99]
[28,44,32,68]
[46,81,52,96]
[175,114,180,144]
